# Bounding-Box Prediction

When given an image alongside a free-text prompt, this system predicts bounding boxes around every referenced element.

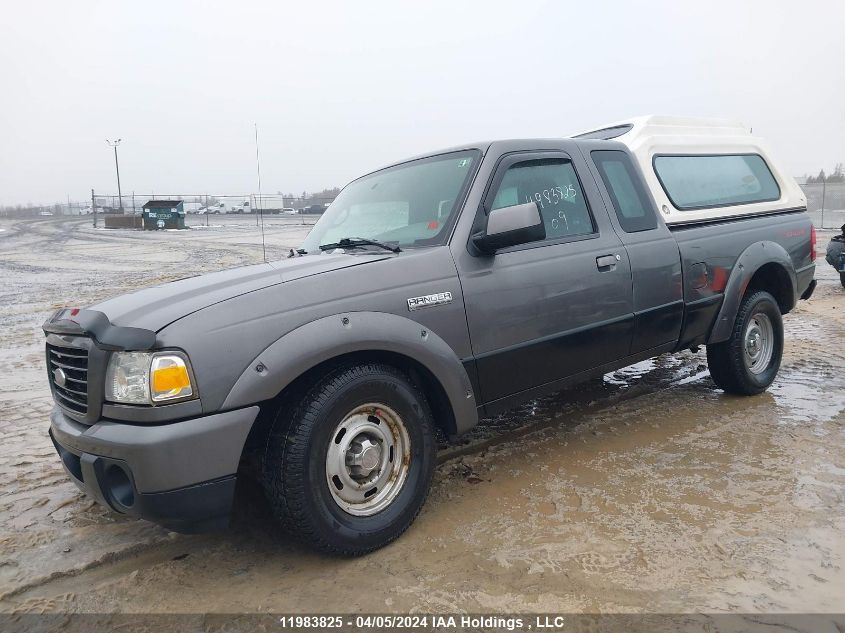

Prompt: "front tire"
[840,272,845,288]
[262,363,436,555]
[706,290,784,395]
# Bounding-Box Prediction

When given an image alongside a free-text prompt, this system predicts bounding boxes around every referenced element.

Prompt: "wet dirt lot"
[0,216,843,615]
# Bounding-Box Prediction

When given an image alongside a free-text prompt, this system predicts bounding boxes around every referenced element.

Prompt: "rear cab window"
[490,158,595,242]
[591,150,658,232]
[653,154,780,210]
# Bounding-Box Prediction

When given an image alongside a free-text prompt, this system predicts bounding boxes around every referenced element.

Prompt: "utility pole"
[106,139,123,213]
[821,177,827,229]
[254,123,266,261]
[92,188,97,227]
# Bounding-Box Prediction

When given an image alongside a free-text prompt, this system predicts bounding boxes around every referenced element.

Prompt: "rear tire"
[706,290,783,395]
[262,363,436,555]
[840,272,845,288]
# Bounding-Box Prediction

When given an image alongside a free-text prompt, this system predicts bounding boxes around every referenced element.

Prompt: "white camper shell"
[573,116,806,226]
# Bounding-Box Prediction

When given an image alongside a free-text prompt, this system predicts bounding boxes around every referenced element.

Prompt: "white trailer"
[239,195,287,214]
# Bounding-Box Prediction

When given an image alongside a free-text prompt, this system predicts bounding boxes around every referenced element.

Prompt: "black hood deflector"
[42,308,156,350]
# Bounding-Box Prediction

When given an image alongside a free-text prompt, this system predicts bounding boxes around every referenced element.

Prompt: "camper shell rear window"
[653,153,780,211]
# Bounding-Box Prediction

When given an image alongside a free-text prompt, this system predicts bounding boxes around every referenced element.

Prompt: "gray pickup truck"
[44,127,816,554]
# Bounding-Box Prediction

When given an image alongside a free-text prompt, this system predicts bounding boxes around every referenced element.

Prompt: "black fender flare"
[221,311,478,434]
[707,241,796,344]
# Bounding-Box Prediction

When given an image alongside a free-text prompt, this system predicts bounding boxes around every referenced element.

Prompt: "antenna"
[254,122,267,262]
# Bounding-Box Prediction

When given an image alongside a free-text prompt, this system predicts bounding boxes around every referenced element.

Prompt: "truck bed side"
[671,210,815,349]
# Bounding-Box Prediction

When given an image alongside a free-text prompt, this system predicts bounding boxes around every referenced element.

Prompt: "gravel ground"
[0,216,843,616]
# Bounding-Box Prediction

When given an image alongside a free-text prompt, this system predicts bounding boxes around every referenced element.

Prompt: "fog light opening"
[104,464,135,509]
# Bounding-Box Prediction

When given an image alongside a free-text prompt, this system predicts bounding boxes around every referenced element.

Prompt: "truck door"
[586,149,683,354]
[455,150,634,405]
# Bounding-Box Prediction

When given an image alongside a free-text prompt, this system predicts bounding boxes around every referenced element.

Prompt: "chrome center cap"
[346,437,382,478]
[53,367,67,388]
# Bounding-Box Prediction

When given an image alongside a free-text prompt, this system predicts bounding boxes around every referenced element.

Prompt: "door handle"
[596,254,620,270]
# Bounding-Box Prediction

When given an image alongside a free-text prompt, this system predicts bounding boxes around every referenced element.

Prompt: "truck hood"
[90,253,392,333]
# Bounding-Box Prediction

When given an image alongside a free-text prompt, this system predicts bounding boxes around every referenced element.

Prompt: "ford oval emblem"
[54,367,67,388]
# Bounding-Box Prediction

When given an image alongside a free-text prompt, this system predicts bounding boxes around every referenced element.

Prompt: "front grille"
[47,342,89,415]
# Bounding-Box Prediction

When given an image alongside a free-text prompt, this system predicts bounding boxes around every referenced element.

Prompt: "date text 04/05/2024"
[277,615,571,630]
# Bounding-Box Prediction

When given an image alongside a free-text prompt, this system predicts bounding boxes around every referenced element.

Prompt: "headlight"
[105,352,151,404]
[105,351,195,405]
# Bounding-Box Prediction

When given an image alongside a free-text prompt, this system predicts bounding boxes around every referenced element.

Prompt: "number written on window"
[491,158,594,241]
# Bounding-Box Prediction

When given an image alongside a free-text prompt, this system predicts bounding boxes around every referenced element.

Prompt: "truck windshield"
[301,150,479,252]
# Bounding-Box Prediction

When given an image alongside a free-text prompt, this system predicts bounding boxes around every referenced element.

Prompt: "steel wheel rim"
[743,312,774,374]
[325,403,411,516]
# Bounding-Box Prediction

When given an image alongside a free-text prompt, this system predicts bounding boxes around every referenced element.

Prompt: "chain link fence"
[0,200,92,217]
[79,192,337,230]
[1,193,336,220]
[89,193,336,217]
[7,185,844,232]
[91,186,842,231]
[799,183,845,230]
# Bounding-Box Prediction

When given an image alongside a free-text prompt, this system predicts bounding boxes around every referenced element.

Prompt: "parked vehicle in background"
[66,206,93,216]
[240,197,289,214]
[43,116,815,555]
[825,223,845,287]
[39,210,53,216]
[201,203,229,214]
[283,208,298,215]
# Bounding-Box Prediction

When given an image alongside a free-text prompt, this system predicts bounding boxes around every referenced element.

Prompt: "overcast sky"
[1,0,843,206]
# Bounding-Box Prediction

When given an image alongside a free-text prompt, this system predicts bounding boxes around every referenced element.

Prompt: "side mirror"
[471,201,545,254]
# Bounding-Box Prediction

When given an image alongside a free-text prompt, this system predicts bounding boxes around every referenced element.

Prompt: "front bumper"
[49,405,258,533]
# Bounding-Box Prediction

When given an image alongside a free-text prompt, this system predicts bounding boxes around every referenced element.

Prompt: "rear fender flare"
[708,241,796,344]
[221,311,478,434]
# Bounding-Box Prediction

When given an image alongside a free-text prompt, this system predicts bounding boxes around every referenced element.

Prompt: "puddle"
[771,364,845,423]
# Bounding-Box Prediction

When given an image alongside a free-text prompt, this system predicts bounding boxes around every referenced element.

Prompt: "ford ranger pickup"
[44,116,816,554]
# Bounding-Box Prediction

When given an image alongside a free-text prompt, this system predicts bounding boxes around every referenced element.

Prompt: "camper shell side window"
[652,153,781,211]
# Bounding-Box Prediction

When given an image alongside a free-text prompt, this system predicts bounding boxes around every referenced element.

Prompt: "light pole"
[820,176,827,229]
[106,139,123,213]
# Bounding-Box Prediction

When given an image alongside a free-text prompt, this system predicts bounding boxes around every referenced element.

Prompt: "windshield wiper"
[319,237,401,253]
